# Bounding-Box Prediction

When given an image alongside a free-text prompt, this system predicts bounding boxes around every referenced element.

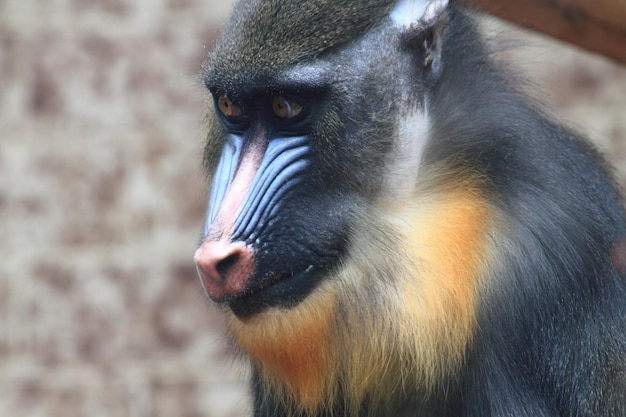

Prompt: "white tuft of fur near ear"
[391,0,449,28]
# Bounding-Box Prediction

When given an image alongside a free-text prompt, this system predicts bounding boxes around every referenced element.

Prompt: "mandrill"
[194,0,626,416]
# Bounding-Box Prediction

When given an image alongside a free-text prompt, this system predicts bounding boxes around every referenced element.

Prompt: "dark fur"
[209,0,396,84]
[422,7,626,416]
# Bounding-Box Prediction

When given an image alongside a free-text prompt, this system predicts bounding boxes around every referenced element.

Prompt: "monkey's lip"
[228,265,318,318]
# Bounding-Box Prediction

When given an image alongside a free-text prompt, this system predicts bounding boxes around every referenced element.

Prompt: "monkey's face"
[195,0,436,319]
[197,93,357,318]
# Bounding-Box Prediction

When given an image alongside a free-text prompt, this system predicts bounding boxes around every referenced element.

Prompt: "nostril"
[195,240,256,301]
[216,253,240,280]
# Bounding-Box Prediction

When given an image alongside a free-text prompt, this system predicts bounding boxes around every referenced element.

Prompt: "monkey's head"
[196,0,449,319]
[194,1,474,411]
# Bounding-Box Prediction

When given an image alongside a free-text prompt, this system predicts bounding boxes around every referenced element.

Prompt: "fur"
[201,1,626,416]
[229,177,496,416]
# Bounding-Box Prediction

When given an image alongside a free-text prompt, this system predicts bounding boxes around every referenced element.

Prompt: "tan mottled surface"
[0,1,625,416]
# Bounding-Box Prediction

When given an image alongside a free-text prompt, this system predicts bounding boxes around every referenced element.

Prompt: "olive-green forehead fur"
[208,0,396,85]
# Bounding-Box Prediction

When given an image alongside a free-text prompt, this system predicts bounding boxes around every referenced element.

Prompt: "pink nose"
[194,239,256,302]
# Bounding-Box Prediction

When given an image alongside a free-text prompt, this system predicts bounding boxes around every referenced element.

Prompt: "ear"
[393,0,449,76]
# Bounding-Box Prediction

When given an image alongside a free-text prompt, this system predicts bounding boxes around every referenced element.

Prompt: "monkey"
[193,0,626,416]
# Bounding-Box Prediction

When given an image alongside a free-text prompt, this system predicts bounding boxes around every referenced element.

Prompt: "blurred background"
[0,1,625,416]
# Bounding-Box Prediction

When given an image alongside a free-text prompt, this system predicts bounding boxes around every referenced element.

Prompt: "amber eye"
[217,95,243,117]
[272,96,302,119]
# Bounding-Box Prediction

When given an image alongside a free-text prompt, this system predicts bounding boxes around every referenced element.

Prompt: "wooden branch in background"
[466,0,626,64]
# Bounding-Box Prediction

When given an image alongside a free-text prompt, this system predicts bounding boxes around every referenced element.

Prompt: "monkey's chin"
[228,265,323,319]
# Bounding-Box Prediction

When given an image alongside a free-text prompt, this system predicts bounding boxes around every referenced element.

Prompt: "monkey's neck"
[229,187,495,416]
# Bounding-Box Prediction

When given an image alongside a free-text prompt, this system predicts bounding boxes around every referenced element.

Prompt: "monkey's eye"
[272,96,302,119]
[218,95,243,117]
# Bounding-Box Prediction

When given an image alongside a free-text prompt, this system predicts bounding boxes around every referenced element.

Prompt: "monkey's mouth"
[228,265,320,318]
